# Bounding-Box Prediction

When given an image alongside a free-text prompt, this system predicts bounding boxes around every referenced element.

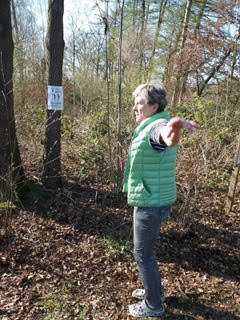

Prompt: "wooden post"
[225,136,240,214]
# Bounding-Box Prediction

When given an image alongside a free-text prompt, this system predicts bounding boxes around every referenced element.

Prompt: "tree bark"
[0,1,24,201]
[43,0,64,190]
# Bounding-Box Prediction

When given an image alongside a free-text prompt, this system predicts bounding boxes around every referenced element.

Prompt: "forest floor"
[0,178,239,320]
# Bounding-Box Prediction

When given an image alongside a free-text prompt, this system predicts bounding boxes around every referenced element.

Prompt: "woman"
[123,83,199,318]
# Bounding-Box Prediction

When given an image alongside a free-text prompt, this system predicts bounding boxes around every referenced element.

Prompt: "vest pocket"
[130,179,151,197]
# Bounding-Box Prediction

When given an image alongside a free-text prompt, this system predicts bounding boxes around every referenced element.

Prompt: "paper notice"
[48,86,64,110]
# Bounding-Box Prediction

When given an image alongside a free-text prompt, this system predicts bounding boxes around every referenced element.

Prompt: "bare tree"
[43,0,64,190]
[0,1,24,201]
[197,31,240,97]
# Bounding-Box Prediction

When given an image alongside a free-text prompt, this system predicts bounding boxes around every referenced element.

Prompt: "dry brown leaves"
[0,183,239,320]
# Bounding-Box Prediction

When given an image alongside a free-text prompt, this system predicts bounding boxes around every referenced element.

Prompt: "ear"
[152,103,159,112]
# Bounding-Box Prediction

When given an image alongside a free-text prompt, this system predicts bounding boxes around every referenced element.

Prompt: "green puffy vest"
[123,112,177,207]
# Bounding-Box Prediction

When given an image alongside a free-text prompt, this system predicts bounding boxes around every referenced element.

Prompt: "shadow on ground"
[165,295,240,320]
[23,179,240,283]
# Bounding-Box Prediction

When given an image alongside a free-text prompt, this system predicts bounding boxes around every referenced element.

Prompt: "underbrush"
[1,94,239,320]
[14,95,240,217]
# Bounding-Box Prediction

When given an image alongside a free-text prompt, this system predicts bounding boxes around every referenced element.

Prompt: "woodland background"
[0,0,240,319]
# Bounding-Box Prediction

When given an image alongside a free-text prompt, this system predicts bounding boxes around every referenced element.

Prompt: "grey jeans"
[133,205,171,310]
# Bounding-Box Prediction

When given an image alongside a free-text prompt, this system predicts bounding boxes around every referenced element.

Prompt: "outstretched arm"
[160,117,200,147]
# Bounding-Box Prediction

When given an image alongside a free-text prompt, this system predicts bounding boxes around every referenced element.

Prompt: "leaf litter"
[0,182,239,320]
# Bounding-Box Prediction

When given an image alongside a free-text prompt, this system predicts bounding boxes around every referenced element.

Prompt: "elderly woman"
[123,83,199,318]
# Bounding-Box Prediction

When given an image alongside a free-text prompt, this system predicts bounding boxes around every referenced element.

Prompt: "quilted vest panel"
[123,112,177,207]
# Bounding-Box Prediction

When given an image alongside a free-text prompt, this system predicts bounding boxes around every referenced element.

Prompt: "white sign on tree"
[48,86,64,110]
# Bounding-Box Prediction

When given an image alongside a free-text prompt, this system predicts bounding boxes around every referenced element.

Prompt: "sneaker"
[129,300,165,318]
[132,289,165,303]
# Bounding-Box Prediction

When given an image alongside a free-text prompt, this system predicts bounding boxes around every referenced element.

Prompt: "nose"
[133,104,137,111]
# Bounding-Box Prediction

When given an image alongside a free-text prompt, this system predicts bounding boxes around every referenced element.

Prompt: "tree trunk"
[104,0,113,183]
[197,48,232,96]
[162,28,181,87]
[198,27,240,97]
[0,1,24,201]
[70,18,76,108]
[117,0,125,189]
[198,22,240,97]
[43,0,64,190]
[225,135,240,214]
[178,0,208,103]
[11,0,26,107]
[193,0,208,38]
[132,0,138,31]
[139,0,146,78]
[148,0,168,72]
[171,0,193,106]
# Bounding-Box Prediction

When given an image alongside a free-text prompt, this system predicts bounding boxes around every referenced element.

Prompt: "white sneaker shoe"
[129,300,165,318]
[132,288,165,303]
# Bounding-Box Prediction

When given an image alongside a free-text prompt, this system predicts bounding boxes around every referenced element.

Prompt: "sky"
[37,0,105,36]
[64,0,101,31]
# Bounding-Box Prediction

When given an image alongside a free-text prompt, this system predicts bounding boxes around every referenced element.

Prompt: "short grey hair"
[133,83,168,112]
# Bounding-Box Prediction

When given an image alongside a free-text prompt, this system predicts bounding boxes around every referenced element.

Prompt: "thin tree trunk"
[148,0,168,71]
[43,0,64,190]
[198,48,232,96]
[139,0,146,77]
[171,0,193,106]
[178,0,208,103]
[11,0,19,34]
[39,0,47,84]
[132,0,138,31]
[226,37,238,105]
[144,0,150,34]
[117,0,125,189]
[230,43,238,80]
[104,0,113,183]
[225,135,240,214]
[0,1,24,201]
[11,0,26,106]
[162,28,181,86]
[70,18,76,108]
[198,28,240,97]
[194,0,207,37]
[226,29,239,103]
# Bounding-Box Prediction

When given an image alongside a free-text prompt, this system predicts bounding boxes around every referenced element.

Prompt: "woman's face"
[133,95,158,124]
